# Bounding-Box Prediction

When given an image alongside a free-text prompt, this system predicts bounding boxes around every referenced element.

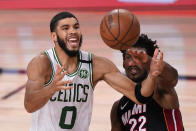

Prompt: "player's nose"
[127,60,136,66]
[69,27,77,34]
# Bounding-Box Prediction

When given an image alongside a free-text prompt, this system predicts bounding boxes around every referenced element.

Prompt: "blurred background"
[0,0,196,131]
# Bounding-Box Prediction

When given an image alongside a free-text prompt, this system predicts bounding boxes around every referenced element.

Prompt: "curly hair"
[121,34,159,60]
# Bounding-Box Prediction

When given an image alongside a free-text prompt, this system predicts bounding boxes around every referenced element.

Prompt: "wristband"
[135,82,154,104]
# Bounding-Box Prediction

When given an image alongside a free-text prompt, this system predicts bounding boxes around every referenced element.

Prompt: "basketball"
[100,9,140,50]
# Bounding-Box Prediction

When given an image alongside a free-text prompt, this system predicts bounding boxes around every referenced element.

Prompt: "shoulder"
[27,52,51,79]
[27,52,50,70]
[111,100,120,116]
[112,100,120,108]
[92,54,109,63]
[111,99,123,130]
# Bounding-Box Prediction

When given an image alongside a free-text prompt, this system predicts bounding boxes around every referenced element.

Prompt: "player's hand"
[127,48,148,63]
[51,64,73,92]
[150,49,164,78]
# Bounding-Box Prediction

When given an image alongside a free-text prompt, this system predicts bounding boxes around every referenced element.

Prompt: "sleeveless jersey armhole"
[88,53,94,90]
[117,97,126,127]
[44,51,55,87]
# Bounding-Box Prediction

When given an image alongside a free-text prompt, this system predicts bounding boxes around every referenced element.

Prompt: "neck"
[55,45,79,74]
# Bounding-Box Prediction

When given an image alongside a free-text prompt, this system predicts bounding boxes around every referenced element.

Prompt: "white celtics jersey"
[30,48,94,131]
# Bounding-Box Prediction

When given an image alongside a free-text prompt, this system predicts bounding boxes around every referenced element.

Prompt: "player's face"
[123,52,148,82]
[55,17,82,57]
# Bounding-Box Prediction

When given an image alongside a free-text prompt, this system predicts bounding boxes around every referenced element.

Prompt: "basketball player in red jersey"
[110,34,184,131]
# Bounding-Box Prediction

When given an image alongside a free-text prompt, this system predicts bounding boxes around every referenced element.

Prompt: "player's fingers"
[56,64,64,75]
[57,85,73,90]
[128,49,148,63]
[127,49,133,55]
[127,49,137,58]
[159,51,163,61]
[128,48,146,55]
[152,48,159,60]
[137,50,147,58]
[135,49,145,54]
[56,64,61,72]
[56,80,72,86]
[55,71,67,81]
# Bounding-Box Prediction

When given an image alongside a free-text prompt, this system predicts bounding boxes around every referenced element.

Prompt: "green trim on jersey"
[44,51,55,86]
[88,53,94,89]
[52,48,82,77]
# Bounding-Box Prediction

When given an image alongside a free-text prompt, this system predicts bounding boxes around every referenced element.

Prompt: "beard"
[57,35,82,57]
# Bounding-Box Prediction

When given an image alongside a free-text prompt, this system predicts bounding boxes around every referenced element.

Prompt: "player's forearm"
[24,85,55,113]
[141,74,156,97]
[103,71,141,104]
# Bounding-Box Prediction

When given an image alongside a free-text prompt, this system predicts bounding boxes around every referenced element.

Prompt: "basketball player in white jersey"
[24,12,164,131]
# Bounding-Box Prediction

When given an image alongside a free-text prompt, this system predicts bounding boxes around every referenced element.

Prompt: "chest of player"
[120,101,147,128]
[118,98,167,131]
[49,68,93,103]
[49,54,94,102]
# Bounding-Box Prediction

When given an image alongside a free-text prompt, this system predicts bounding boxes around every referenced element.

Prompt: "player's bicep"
[93,55,121,86]
[26,57,47,91]
[111,100,124,131]
[100,58,133,90]
[94,56,137,102]
[154,81,179,109]
[103,66,135,99]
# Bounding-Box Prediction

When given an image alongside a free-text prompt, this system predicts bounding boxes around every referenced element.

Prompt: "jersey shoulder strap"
[79,50,92,63]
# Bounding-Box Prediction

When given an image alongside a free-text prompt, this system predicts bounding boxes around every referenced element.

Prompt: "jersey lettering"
[50,83,89,103]
[122,104,146,125]
[128,116,147,131]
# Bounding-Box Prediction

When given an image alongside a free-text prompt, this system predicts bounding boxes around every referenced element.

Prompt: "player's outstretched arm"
[92,54,160,104]
[110,100,124,131]
[24,54,72,113]
[92,55,138,104]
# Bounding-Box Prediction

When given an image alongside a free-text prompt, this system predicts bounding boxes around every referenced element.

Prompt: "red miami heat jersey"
[117,96,184,131]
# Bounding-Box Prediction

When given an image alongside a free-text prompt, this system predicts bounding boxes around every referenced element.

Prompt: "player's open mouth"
[68,37,79,48]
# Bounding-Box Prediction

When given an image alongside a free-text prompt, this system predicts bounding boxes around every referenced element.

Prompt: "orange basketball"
[100,9,140,50]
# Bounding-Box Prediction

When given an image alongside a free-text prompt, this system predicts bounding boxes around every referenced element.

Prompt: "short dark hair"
[121,34,159,60]
[50,11,78,32]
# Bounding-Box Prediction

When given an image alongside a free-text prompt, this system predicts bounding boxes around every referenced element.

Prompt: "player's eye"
[74,24,79,29]
[62,27,69,30]
[61,25,69,31]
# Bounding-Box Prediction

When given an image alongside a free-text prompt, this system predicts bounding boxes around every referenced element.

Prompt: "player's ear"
[51,32,57,42]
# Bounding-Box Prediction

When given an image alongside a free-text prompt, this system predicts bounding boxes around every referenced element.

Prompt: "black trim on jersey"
[88,53,94,89]
[135,82,154,104]
[78,59,92,63]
